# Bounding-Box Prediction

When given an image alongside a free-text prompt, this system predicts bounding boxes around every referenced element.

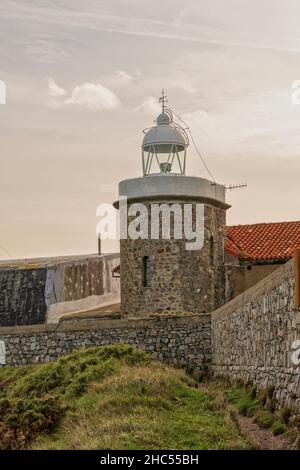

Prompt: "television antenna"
[159,88,168,112]
[225,183,247,191]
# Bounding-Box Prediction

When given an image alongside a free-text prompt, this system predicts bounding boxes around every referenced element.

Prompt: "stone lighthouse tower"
[115,93,230,317]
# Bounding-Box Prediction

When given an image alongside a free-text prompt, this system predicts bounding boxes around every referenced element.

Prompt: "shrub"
[279,405,292,424]
[258,386,275,411]
[254,410,275,429]
[226,387,259,417]
[0,344,150,449]
[272,420,288,436]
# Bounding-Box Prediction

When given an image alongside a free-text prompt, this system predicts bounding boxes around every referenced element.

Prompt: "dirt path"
[197,383,293,450]
[236,414,292,450]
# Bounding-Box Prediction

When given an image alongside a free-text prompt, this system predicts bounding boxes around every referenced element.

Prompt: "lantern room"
[141,92,189,176]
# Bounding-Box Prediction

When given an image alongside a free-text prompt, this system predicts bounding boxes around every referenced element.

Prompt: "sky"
[1,0,300,259]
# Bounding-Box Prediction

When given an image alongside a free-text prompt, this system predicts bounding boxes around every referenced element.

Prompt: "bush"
[258,386,275,411]
[0,344,150,449]
[226,387,260,417]
[254,410,275,429]
[272,421,288,436]
[279,406,292,424]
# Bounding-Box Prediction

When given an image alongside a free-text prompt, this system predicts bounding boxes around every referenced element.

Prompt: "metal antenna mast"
[225,183,247,191]
[159,89,168,112]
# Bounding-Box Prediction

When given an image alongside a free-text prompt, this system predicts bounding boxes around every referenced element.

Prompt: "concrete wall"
[44,254,119,305]
[225,257,282,302]
[0,314,211,371]
[212,260,300,413]
[117,175,227,207]
[0,254,120,327]
[0,269,47,326]
[45,255,120,323]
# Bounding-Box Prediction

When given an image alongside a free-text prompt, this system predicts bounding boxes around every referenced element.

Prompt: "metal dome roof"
[156,111,172,125]
[142,106,188,154]
[142,125,187,153]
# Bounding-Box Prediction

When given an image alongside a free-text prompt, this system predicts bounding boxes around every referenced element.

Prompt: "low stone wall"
[0,314,211,370]
[212,260,300,412]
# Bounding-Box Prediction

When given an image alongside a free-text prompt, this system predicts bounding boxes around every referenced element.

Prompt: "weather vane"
[159,89,168,112]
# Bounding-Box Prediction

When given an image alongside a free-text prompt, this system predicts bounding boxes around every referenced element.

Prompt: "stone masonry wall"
[121,200,226,317]
[212,260,300,413]
[0,314,211,371]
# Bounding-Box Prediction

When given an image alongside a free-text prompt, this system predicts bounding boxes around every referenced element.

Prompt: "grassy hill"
[0,344,251,450]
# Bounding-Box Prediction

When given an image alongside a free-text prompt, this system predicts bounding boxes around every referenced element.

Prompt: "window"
[210,236,214,267]
[142,256,151,287]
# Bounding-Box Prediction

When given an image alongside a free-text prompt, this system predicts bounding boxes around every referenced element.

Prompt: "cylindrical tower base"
[114,175,230,317]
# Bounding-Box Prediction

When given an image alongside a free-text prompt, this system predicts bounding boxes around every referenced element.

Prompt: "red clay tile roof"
[225,235,245,259]
[226,221,300,262]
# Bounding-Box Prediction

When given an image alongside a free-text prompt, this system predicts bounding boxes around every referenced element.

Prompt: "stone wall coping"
[114,195,230,211]
[212,259,294,321]
[0,313,211,336]
[0,252,119,270]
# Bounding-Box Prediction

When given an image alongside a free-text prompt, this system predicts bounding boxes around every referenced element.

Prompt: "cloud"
[2,1,300,55]
[170,80,197,94]
[116,70,133,84]
[66,83,120,111]
[137,96,161,116]
[47,78,67,97]
[182,89,300,161]
[46,81,120,111]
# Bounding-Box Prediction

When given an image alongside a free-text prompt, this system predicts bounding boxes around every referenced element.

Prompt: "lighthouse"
[115,92,230,317]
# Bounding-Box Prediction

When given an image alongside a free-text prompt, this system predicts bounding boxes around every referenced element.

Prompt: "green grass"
[254,410,275,428]
[0,345,250,450]
[226,386,260,417]
[226,385,289,436]
[272,421,288,436]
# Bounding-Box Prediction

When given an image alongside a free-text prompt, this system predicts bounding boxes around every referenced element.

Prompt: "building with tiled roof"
[224,220,300,301]
[226,221,300,263]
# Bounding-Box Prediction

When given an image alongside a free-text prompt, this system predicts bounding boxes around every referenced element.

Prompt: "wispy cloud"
[46,81,120,111]
[116,70,133,84]
[47,78,67,97]
[137,96,161,116]
[169,80,198,94]
[65,83,120,111]
[2,1,300,55]
[183,89,300,160]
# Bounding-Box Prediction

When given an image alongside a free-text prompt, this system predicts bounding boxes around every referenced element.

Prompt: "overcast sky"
[1,0,300,259]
